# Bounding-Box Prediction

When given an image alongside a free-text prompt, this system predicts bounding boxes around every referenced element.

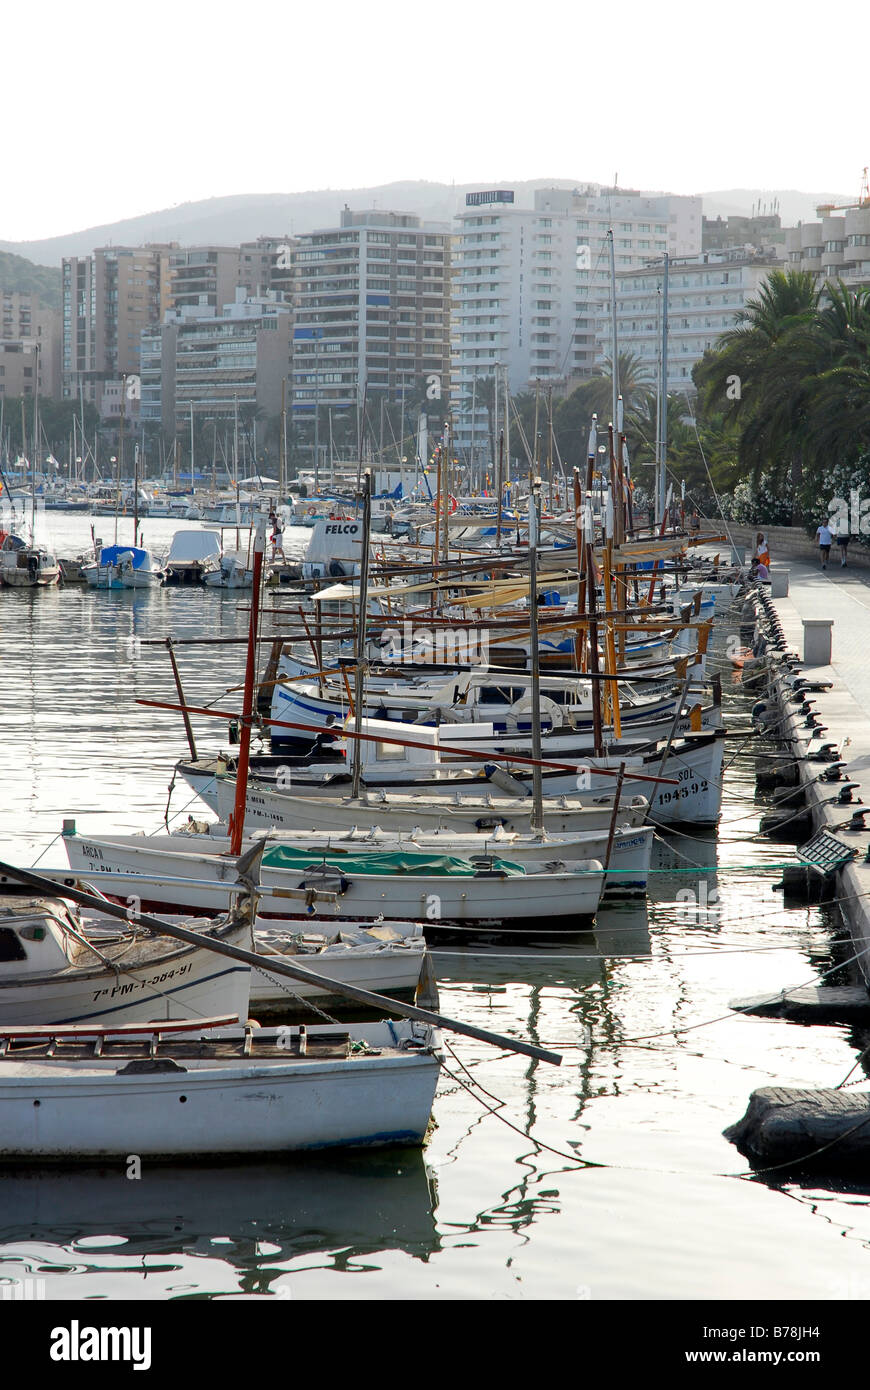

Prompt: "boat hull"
[0,917,252,1027]
[59,838,606,925]
[0,1023,441,1157]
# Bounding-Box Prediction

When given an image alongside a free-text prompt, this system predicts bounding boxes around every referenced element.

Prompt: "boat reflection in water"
[0,1152,441,1297]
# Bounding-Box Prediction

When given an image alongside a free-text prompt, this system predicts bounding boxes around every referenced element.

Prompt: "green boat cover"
[261,845,527,877]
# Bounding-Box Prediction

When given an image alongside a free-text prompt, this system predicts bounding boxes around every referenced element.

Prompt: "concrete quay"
[762,558,870,985]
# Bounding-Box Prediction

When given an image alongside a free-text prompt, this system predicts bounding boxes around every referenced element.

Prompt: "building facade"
[148,291,291,437]
[61,245,174,409]
[785,202,870,287]
[168,247,246,315]
[602,247,782,395]
[451,185,703,454]
[0,291,60,397]
[289,209,451,436]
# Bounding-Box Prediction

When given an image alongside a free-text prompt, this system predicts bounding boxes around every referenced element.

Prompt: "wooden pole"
[229,522,266,855]
[165,638,197,761]
[351,470,372,799]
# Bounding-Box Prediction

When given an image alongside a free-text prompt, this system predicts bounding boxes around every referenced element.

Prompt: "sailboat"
[0,363,60,588]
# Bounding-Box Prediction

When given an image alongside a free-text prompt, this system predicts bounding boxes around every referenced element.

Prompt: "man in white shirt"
[815,522,833,570]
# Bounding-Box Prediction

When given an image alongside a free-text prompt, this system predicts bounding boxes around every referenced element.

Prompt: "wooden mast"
[228,520,266,856]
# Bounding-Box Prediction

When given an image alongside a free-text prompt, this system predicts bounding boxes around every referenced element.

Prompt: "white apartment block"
[452,186,702,454]
[600,247,783,396]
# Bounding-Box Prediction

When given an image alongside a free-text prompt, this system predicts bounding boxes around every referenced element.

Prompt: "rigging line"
[433,942,828,961]
[31,832,61,868]
[439,1053,591,1169]
[579,935,870,1048]
[681,388,737,553]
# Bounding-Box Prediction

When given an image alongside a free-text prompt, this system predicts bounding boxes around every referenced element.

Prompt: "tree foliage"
[694,269,870,522]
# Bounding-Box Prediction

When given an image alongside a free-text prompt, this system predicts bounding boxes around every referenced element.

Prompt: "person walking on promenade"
[837,517,851,568]
[754,531,770,567]
[816,520,833,570]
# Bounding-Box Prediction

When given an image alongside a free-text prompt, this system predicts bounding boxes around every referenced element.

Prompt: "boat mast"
[114,373,126,545]
[279,376,286,501]
[30,350,38,542]
[528,474,544,834]
[657,252,669,528]
[350,470,372,800]
[608,228,620,436]
[133,441,139,545]
[229,519,266,856]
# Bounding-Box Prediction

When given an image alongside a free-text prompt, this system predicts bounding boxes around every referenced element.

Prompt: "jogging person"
[837,518,851,568]
[815,521,833,570]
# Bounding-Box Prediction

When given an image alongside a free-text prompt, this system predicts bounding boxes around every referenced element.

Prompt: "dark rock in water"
[759,809,814,841]
[726,1087,870,1170]
[756,760,800,789]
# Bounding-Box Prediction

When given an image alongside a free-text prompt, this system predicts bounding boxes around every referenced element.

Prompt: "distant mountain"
[1,181,858,269]
[0,250,61,307]
[0,180,587,265]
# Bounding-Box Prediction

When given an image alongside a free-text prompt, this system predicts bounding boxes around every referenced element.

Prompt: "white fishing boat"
[162,529,222,585]
[59,832,606,928]
[0,1017,442,1158]
[251,922,430,1018]
[64,823,653,898]
[0,533,60,588]
[204,552,254,589]
[269,655,721,752]
[0,890,252,1027]
[200,719,725,826]
[176,759,649,834]
[81,544,163,590]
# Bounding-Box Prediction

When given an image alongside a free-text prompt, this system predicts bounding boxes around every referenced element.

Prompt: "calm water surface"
[2,515,870,1300]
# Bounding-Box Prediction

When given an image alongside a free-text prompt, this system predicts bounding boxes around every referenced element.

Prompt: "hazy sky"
[6,0,868,240]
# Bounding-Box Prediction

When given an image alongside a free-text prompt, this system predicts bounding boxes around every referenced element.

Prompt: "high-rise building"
[168,247,245,315]
[61,245,175,408]
[452,186,702,455]
[784,201,870,287]
[149,290,291,437]
[0,291,60,397]
[239,236,296,302]
[289,210,451,441]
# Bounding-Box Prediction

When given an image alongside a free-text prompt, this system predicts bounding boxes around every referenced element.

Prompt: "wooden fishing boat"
[0,889,252,1027]
[58,834,607,928]
[63,823,654,898]
[0,1017,442,1158]
[81,544,163,590]
[250,922,430,1018]
[175,767,649,836]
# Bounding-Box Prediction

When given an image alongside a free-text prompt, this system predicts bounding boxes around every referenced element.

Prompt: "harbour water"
[4,516,870,1300]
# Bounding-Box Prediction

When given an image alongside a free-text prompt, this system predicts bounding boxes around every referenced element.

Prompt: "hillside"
[0,182,855,270]
[0,250,61,307]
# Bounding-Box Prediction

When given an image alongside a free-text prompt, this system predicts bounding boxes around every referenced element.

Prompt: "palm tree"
[801,282,870,470]
[553,353,654,470]
[695,269,821,510]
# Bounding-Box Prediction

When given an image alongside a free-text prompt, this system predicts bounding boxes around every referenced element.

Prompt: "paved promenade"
[768,557,870,979]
